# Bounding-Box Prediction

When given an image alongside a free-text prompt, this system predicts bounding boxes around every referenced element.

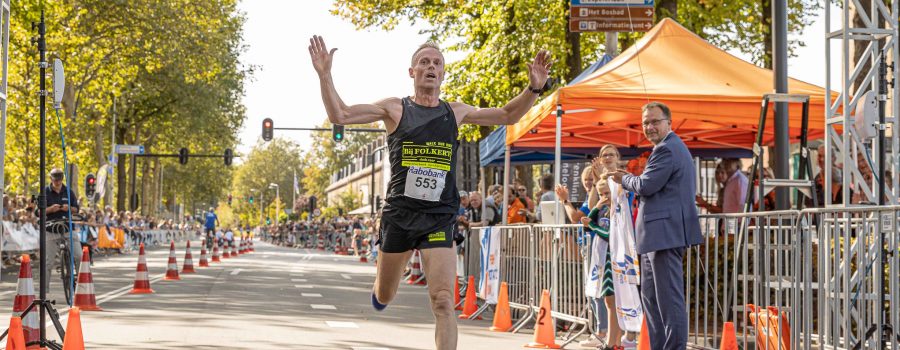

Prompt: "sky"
[236,1,840,157]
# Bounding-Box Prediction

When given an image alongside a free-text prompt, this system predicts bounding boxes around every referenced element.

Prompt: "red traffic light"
[87,178,95,185]
[262,118,274,141]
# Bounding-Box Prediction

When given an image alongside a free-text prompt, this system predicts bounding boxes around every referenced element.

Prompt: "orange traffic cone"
[454,278,462,311]
[249,238,254,252]
[130,243,154,294]
[62,307,85,350]
[13,255,39,347]
[164,241,181,280]
[212,238,222,262]
[458,275,480,320]
[525,289,561,349]
[73,247,102,311]
[637,317,650,350]
[230,240,238,257]
[720,321,738,350]
[5,316,26,350]
[182,240,196,273]
[489,282,512,332]
[198,239,210,267]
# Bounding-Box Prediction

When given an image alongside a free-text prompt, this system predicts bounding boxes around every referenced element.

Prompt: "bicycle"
[41,214,84,306]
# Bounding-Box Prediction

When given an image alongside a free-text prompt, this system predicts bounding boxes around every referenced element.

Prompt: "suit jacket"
[621,132,703,254]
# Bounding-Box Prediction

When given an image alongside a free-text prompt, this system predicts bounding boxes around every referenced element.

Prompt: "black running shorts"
[378,206,456,253]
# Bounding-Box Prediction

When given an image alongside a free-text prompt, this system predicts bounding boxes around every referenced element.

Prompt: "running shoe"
[371,293,387,311]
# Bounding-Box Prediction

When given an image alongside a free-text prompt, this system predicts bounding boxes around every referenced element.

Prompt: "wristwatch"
[528,86,543,94]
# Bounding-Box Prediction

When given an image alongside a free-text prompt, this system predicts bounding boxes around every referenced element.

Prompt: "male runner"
[309,35,550,350]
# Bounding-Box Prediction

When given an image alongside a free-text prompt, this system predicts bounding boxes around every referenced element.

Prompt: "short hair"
[642,101,672,120]
[411,41,443,66]
[540,173,554,191]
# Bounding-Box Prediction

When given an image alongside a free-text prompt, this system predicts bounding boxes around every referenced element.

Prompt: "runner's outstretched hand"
[526,50,552,90]
[309,35,337,77]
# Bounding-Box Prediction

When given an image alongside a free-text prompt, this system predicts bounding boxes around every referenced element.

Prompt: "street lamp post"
[269,183,280,224]
[251,188,262,227]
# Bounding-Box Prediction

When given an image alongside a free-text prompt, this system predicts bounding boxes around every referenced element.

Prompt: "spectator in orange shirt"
[506,185,528,224]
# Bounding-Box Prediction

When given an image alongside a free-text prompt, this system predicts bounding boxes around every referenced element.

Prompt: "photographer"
[35,168,82,277]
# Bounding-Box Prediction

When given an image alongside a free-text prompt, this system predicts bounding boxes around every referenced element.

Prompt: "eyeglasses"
[517,188,526,192]
[642,118,669,127]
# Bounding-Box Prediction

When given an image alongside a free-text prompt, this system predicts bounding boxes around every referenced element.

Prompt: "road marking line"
[295,284,313,289]
[310,304,337,310]
[301,293,322,297]
[341,274,352,280]
[325,321,358,328]
[291,279,307,282]
[351,347,390,350]
[230,269,242,275]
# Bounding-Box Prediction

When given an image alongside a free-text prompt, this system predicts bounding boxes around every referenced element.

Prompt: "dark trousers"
[640,247,688,350]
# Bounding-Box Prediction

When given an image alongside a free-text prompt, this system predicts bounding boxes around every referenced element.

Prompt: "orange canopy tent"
[506,18,833,152]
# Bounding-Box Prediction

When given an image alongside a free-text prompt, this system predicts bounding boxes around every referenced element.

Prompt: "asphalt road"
[0,239,544,349]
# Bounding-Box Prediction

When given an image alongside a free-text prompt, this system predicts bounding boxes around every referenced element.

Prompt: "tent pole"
[554,104,563,224]
[502,147,511,225]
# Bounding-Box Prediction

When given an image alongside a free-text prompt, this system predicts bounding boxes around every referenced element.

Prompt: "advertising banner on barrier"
[478,227,501,304]
[1,221,40,251]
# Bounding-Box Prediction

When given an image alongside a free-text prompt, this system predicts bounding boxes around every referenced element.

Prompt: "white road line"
[310,304,337,310]
[230,269,242,275]
[325,321,358,328]
[341,274,352,280]
[351,347,390,350]
[96,274,166,304]
[294,284,313,289]
[291,279,307,282]
[291,274,305,277]
[301,293,322,297]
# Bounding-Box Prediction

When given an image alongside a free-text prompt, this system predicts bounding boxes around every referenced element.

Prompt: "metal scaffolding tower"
[826,1,899,206]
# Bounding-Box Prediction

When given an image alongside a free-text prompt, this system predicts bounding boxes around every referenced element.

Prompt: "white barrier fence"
[462,206,900,350]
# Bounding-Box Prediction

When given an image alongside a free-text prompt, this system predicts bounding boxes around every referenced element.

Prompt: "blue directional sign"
[115,144,145,155]
[571,0,654,6]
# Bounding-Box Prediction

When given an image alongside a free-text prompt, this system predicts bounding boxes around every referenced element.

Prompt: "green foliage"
[335,188,363,214]
[4,0,250,217]
[302,120,382,205]
[230,138,305,225]
[332,0,819,142]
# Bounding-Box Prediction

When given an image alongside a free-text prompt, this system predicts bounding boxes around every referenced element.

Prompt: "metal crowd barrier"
[465,224,589,347]
[687,206,900,350]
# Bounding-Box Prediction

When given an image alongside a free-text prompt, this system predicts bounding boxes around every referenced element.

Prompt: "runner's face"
[409,48,444,90]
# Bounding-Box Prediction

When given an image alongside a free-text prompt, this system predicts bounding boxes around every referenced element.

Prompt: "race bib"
[404,166,447,201]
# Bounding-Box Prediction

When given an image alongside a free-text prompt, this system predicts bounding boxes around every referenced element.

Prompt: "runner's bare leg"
[420,246,458,350]
[373,249,414,304]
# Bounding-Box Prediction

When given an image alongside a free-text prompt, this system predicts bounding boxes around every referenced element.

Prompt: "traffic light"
[84,174,96,198]
[249,196,254,204]
[227,194,232,205]
[308,195,317,213]
[262,118,274,141]
[266,218,271,225]
[224,148,234,166]
[179,148,189,165]
[332,124,344,142]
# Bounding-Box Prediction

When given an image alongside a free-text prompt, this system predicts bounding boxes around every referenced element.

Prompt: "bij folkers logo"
[410,167,446,179]
[428,231,446,242]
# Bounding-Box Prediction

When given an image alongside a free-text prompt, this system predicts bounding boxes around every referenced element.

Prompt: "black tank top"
[384,97,460,214]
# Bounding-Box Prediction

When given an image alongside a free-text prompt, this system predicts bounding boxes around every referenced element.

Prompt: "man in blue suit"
[609,102,703,349]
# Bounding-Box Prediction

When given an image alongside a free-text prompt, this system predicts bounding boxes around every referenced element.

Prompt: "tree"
[301,120,382,205]
[231,138,305,225]
[332,0,819,141]
[3,0,250,218]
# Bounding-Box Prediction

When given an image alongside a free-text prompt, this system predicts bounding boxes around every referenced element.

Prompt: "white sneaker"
[620,334,639,350]
[579,335,605,348]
